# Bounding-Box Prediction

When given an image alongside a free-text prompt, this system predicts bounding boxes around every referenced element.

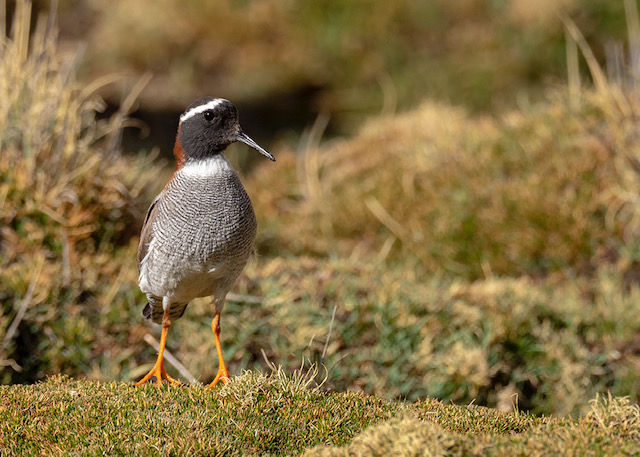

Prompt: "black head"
[176,97,275,164]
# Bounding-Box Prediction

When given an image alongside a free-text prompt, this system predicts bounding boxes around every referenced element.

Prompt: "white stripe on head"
[179,98,226,123]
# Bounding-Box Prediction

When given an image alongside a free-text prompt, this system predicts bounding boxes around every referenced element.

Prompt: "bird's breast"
[139,165,257,300]
[158,170,257,260]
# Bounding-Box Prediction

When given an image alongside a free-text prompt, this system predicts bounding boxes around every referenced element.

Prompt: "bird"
[135,96,275,388]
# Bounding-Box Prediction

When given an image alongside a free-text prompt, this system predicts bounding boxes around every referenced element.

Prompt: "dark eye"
[203,110,214,121]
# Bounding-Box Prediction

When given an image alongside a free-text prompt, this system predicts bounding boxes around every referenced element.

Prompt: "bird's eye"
[203,110,214,121]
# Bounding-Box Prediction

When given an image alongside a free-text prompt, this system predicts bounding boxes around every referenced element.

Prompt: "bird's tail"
[143,295,189,324]
[142,302,153,319]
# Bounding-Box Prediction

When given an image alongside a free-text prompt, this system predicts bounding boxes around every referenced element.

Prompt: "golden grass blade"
[0,0,5,41]
[625,0,640,79]
[565,27,581,109]
[560,11,632,117]
[364,196,409,243]
[298,112,330,202]
[3,257,44,346]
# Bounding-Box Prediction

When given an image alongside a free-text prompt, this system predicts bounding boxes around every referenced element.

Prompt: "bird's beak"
[237,132,276,161]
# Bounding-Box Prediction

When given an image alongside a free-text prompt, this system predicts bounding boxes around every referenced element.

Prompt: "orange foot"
[135,358,182,386]
[205,312,231,389]
[136,309,182,386]
[206,367,230,389]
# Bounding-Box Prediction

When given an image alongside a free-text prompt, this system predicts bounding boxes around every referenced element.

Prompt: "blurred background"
[57,0,626,152]
[2,0,640,417]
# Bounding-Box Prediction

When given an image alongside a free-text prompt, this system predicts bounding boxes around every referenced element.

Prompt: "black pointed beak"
[237,132,275,161]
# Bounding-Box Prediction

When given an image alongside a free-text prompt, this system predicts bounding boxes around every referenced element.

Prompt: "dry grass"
[239,5,640,282]
[0,0,161,383]
[244,4,640,279]
[249,92,627,279]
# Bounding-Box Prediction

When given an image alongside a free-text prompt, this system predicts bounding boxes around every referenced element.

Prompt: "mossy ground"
[1,374,639,456]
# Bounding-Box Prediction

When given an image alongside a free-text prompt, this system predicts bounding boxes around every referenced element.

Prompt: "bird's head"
[174,97,275,168]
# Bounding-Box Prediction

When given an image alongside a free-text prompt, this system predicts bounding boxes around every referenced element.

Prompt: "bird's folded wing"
[137,195,161,268]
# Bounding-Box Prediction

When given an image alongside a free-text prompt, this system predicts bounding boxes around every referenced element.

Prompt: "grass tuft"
[0,0,161,384]
[218,364,321,406]
[583,393,640,440]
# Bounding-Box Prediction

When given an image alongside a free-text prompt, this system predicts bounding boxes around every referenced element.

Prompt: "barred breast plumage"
[138,154,257,323]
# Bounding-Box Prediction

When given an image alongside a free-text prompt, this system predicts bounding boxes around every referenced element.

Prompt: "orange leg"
[136,309,181,386]
[206,312,230,388]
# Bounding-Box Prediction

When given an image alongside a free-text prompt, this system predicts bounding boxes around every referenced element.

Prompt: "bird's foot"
[135,361,182,386]
[205,367,230,389]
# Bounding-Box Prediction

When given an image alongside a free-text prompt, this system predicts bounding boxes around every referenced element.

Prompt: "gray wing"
[137,196,161,268]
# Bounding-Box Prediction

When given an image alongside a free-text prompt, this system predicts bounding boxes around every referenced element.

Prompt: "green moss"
[1,375,638,455]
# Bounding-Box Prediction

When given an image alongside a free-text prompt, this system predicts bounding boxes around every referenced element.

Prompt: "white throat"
[180,155,235,177]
